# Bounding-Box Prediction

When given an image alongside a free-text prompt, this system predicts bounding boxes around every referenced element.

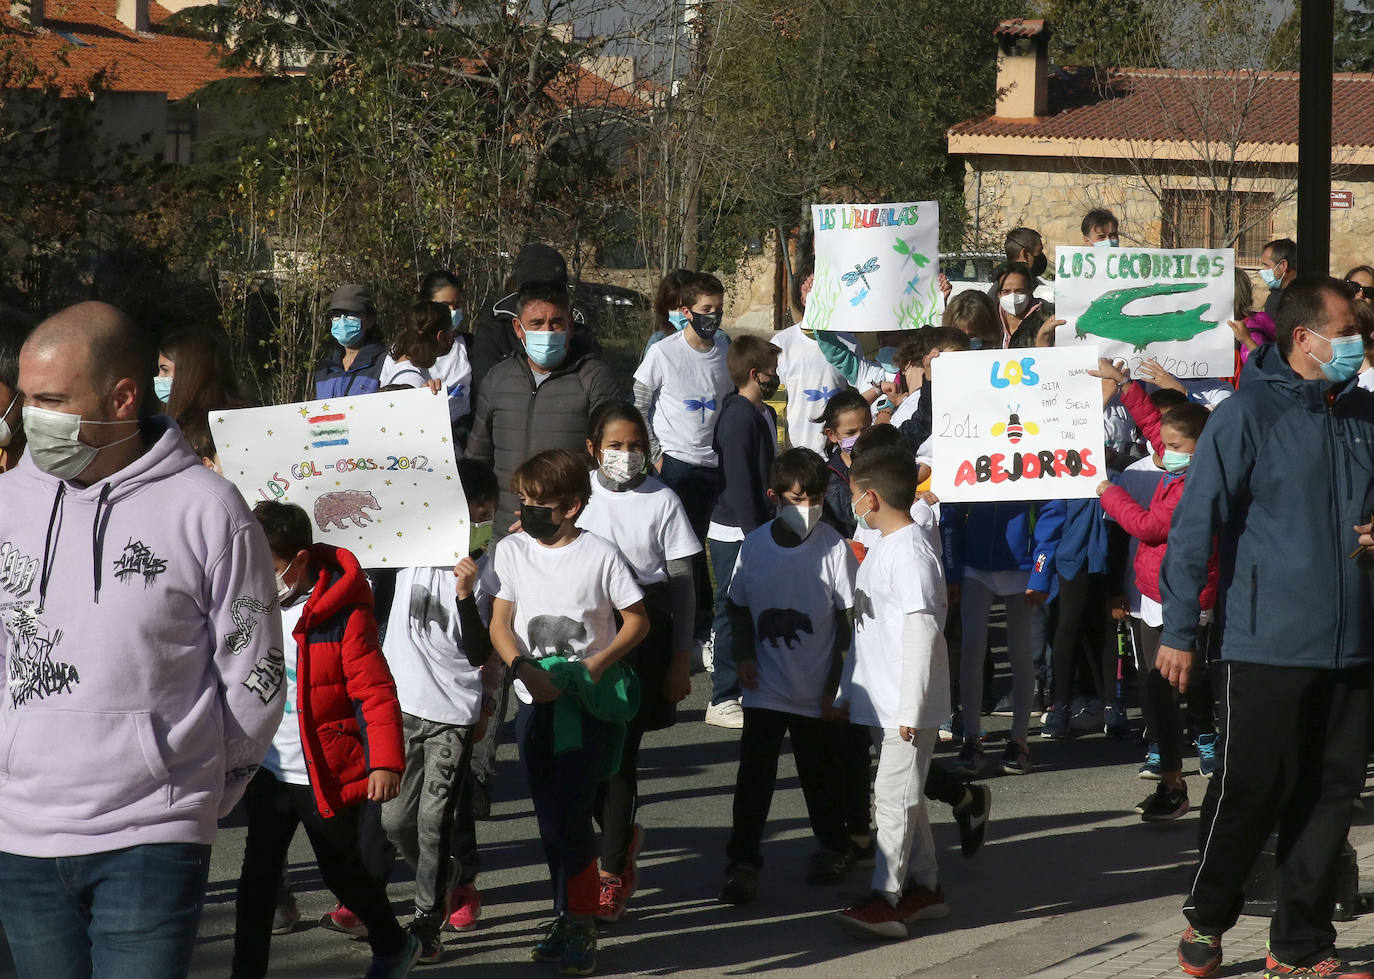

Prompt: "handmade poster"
[931,346,1105,503]
[1053,246,1236,378]
[807,201,940,333]
[212,388,469,568]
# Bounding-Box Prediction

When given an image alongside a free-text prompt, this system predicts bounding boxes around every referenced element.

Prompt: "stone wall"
[961,153,1374,276]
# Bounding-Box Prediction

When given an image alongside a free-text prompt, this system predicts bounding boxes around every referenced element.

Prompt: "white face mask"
[999,292,1030,316]
[777,503,823,540]
[0,393,18,448]
[600,448,644,484]
[275,569,294,604]
[21,406,139,481]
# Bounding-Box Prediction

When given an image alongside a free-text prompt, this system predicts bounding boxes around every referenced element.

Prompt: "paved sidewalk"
[1030,847,1374,979]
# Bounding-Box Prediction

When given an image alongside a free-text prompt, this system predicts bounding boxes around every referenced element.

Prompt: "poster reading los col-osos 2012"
[212,388,469,568]
[932,346,1105,503]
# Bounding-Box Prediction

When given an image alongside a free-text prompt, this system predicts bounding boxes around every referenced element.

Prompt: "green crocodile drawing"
[1074,282,1213,350]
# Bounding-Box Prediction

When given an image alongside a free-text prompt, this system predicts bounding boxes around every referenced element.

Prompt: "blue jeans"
[708,537,744,705]
[0,842,211,979]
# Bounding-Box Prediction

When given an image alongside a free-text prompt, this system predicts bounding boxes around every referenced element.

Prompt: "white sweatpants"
[870,726,939,901]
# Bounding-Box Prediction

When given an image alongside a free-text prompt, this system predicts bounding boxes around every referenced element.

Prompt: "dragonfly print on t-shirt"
[682,396,718,422]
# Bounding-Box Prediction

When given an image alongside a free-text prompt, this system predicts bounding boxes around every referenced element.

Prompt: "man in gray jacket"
[466,282,622,540]
[1159,277,1374,979]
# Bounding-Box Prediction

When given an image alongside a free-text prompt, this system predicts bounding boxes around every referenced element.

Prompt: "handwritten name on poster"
[1053,246,1236,378]
[807,201,940,333]
[213,388,469,568]
[931,346,1105,503]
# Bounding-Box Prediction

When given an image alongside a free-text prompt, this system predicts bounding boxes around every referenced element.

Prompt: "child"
[718,448,860,905]
[887,327,969,458]
[379,300,473,424]
[488,449,649,977]
[703,335,781,729]
[816,389,872,538]
[233,502,418,979]
[578,402,700,921]
[379,459,499,961]
[643,268,693,354]
[773,254,851,455]
[1082,207,1120,247]
[833,448,952,938]
[1092,360,1216,821]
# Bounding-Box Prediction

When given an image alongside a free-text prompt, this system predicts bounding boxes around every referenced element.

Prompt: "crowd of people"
[0,208,1373,979]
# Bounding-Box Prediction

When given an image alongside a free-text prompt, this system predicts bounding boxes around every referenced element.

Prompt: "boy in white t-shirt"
[379,459,499,962]
[718,448,860,905]
[488,449,649,977]
[832,449,952,939]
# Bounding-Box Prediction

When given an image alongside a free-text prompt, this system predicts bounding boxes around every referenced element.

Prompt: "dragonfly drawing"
[841,257,881,291]
[892,236,930,270]
[849,289,869,306]
[804,386,842,402]
[903,275,922,296]
[683,397,717,422]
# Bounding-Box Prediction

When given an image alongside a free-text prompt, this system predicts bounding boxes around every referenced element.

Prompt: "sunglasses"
[1346,281,1373,299]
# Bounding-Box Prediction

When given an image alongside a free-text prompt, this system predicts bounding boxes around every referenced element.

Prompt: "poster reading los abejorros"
[213,388,469,568]
[1053,246,1236,379]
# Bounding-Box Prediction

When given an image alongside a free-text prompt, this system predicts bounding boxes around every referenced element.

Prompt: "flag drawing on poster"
[1053,247,1236,378]
[212,388,469,568]
[932,346,1105,503]
[807,201,940,333]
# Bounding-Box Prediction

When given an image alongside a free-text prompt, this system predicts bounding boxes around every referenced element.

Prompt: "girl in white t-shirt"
[379,301,473,423]
[488,450,649,974]
[577,402,701,923]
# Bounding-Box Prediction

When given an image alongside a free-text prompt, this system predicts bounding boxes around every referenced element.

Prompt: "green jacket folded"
[536,656,640,779]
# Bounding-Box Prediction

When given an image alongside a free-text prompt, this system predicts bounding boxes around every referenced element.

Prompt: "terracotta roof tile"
[949,68,1374,149]
[994,19,1046,39]
[2,0,252,100]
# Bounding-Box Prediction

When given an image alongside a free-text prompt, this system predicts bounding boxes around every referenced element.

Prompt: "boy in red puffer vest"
[231,502,419,979]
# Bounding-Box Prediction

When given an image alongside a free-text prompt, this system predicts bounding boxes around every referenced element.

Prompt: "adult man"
[0,302,284,977]
[467,243,600,401]
[466,281,621,541]
[1159,278,1374,979]
[1258,237,1299,318]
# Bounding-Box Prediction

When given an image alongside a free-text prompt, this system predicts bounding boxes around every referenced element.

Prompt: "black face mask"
[756,372,780,400]
[521,504,560,541]
[1029,252,1047,278]
[691,310,723,339]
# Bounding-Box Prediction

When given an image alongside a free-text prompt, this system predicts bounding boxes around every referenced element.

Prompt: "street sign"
[1332,190,1354,209]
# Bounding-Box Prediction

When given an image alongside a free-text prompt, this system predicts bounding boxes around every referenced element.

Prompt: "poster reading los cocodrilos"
[932,346,1106,503]
[807,201,940,333]
[1053,246,1236,379]
[213,388,469,568]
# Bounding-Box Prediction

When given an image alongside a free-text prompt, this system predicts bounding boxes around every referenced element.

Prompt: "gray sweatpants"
[381,713,476,915]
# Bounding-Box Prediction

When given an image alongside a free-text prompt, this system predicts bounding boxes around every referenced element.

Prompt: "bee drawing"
[990,406,1039,444]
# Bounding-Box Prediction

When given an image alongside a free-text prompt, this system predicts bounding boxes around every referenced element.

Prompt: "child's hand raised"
[1136,358,1185,394]
[1087,358,1130,405]
[367,770,401,803]
[453,557,479,599]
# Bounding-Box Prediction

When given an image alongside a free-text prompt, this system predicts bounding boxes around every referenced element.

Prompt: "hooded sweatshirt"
[0,416,284,857]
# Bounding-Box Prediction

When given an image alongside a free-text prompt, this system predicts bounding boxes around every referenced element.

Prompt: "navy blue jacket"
[1056,497,1110,580]
[709,392,777,535]
[940,499,1065,594]
[822,453,857,538]
[1161,343,1374,667]
[314,340,387,399]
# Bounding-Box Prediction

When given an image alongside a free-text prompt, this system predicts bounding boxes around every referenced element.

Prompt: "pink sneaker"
[318,903,368,937]
[444,884,482,932]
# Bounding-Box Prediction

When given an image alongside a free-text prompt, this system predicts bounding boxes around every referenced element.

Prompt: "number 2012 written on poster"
[932,346,1106,503]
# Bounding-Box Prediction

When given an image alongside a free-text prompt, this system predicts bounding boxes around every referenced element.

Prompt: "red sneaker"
[444,884,482,932]
[834,893,907,940]
[595,873,629,924]
[318,903,368,937]
[896,884,950,923]
[1263,953,1374,978]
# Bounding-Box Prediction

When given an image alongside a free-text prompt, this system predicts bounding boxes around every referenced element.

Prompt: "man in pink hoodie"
[0,302,285,978]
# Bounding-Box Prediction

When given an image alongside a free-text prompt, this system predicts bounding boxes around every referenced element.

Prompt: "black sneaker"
[954,783,992,857]
[1139,782,1189,822]
[1176,925,1223,977]
[719,863,759,905]
[849,837,876,868]
[532,917,572,962]
[560,920,597,977]
[406,913,444,965]
[806,846,854,884]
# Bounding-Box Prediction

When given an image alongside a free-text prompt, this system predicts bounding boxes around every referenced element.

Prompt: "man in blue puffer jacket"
[1159,277,1374,979]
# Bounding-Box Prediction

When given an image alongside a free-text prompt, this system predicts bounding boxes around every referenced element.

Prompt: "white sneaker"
[692,635,715,674]
[704,698,744,729]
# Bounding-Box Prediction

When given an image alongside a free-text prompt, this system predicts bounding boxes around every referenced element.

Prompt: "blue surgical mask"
[450,307,465,331]
[1306,330,1364,383]
[668,310,689,331]
[1161,449,1191,473]
[522,329,568,369]
[852,492,874,531]
[1259,266,1282,289]
[152,376,173,403]
[331,314,365,347]
[1091,237,1119,248]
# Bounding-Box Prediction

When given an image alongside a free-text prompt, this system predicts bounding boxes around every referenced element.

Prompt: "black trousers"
[232,770,405,979]
[1051,571,1115,706]
[726,707,851,869]
[1185,661,1371,966]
